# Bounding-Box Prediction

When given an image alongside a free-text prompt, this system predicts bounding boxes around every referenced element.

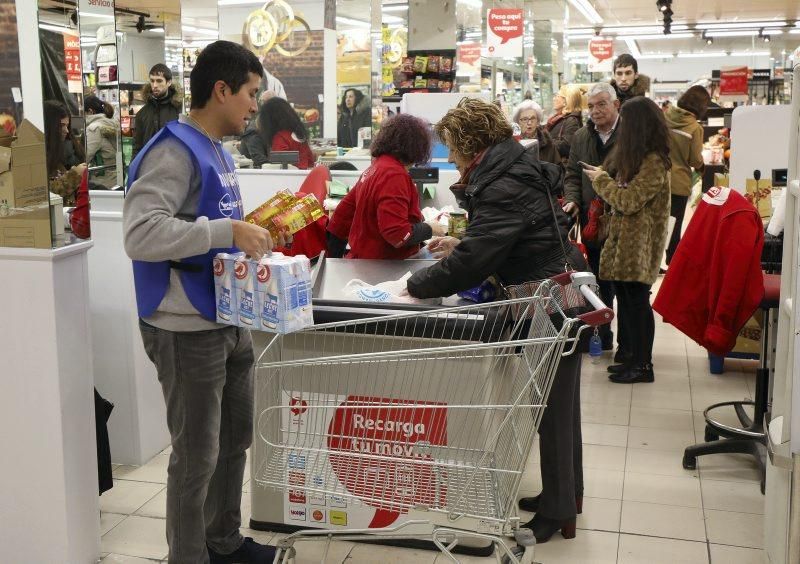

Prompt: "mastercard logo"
[213,258,224,276]
[234,260,248,280]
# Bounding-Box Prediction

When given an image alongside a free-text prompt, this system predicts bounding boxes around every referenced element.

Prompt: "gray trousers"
[139,320,254,564]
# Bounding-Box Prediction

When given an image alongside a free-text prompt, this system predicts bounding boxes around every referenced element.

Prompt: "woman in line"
[336,88,371,148]
[406,97,586,543]
[326,113,446,259]
[44,100,86,206]
[84,95,119,189]
[545,85,584,166]
[583,96,672,384]
[664,85,710,265]
[256,97,315,169]
[512,100,560,165]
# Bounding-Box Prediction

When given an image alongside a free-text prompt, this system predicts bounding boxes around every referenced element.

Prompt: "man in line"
[124,41,285,563]
[563,82,621,353]
[132,63,182,159]
[610,53,650,105]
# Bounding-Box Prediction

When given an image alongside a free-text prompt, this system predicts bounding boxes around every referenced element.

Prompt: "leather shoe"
[518,494,583,514]
[520,513,576,543]
[209,537,276,563]
[613,349,632,364]
[607,363,629,374]
[609,364,655,384]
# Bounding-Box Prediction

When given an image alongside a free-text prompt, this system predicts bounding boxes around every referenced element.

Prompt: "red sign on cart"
[326,396,448,528]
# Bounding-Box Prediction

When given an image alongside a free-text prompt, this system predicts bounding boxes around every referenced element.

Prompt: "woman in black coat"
[337,88,371,148]
[407,97,586,543]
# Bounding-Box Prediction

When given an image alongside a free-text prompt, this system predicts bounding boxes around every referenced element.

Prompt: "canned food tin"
[448,212,468,239]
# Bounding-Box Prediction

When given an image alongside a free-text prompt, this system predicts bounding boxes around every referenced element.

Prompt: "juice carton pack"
[213,252,241,326]
[256,254,313,334]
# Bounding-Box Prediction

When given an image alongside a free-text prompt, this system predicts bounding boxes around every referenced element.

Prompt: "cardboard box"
[0,120,49,210]
[0,204,52,249]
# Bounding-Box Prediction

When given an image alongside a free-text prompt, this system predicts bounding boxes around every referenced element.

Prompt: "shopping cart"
[253,271,612,564]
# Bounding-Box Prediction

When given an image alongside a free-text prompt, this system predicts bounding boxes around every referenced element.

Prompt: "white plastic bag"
[343,272,442,305]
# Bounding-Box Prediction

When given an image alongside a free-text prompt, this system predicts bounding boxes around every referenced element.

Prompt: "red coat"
[327,155,423,260]
[653,187,764,356]
[271,130,315,170]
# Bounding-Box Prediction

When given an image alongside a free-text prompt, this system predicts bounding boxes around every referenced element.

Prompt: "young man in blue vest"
[124,41,286,563]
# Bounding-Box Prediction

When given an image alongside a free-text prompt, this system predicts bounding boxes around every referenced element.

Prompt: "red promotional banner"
[457,42,481,66]
[588,38,613,73]
[486,8,523,58]
[719,66,749,101]
[326,396,448,528]
[63,34,81,83]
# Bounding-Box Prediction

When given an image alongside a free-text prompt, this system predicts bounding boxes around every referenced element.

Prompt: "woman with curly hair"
[407,97,587,544]
[326,113,446,259]
[583,96,671,384]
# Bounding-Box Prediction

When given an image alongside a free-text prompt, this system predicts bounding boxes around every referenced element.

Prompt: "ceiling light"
[705,36,713,45]
[217,0,263,5]
[656,0,671,12]
[624,33,692,40]
[790,29,800,34]
[382,4,408,12]
[705,30,759,37]
[729,51,770,57]
[637,53,674,59]
[625,39,641,58]
[678,52,727,58]
[696,21,786,30]
[77,11,114,19]
[568,0,603,25]
[335,16,371,28]
[150,27,165,33]
[383,14,404,24]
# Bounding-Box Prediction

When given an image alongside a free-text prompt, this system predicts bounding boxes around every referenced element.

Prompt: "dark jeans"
[586,243,617,346]
[139,320,254,564]
[537,351,583,520]
[614,282,655,366]
[665,194,689,265]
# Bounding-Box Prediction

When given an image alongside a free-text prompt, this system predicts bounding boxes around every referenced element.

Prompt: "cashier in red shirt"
[327,114,446,259]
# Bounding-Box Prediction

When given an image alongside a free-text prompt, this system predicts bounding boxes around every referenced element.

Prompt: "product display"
[214,252,313,334]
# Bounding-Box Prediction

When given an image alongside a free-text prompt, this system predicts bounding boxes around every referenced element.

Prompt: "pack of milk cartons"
[214,252,313,333]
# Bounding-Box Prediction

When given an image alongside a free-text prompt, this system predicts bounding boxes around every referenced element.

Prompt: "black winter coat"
[407,138,573,299]
[132,85,182,159]
[337,106,371,148]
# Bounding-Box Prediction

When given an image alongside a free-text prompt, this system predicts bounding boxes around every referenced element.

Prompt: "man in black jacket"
[610,53,651,106]
[132,64,182,159]
[563,82,620,351]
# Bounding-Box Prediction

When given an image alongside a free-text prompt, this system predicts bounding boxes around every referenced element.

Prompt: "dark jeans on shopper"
[586,243,617,347]
[139,320,254,564]
[666,194,689,265]
[537,351,583,520]
[614,282,655,366]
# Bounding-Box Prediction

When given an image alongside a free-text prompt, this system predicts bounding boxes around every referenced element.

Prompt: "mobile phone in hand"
[578,161,593,169]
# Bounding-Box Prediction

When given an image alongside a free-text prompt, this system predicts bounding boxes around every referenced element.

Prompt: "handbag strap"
[544,180,574,272]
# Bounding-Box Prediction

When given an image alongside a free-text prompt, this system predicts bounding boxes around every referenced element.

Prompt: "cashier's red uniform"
[327,154,424,259]
[271,130,315,170]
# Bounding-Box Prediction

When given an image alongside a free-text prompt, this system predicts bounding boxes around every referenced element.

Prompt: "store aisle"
[98,307,765,564]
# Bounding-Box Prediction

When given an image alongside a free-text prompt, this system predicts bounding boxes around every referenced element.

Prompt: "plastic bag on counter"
[343,272,442,305]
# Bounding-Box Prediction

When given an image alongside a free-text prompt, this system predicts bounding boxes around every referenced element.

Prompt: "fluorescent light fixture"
[567,34,595,40]
[38,23,74,33]
[705,30,759,37]
[624,33,693,40]
[677,52,727,58]
[729,51,770,56]
[336,16,370,28]
[382,4,408,12]
[637,53,674,59]
[217,0,263,5]
[696,21,786,30]
[568,0,603,25]
[625,39,641,58]
[790,29,800,34]
[383,14,404,24]
[150,27,165,33]
[183,25,218,36]
[77,11,114,19]
[459,0,483,8]
[763,29,784,35]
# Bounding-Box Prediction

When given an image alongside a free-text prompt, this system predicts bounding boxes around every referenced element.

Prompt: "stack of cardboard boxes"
[0,120,51,248]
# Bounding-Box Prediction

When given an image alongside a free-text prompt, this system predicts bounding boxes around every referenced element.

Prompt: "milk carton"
[213,253,240,325]
[256,254,314,334]
[234,255,260,330]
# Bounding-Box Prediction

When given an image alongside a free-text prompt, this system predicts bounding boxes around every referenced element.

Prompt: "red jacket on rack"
[653,187,765,356]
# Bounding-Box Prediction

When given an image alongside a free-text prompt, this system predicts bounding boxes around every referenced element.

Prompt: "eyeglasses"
[518,117,537,123]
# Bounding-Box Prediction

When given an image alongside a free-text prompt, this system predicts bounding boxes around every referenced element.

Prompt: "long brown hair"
[604,96,671,184]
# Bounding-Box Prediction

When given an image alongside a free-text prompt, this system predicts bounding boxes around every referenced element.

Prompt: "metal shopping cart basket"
[253,271,612,564]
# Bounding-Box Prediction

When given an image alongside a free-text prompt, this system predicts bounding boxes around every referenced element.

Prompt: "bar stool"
[682,272,780,494]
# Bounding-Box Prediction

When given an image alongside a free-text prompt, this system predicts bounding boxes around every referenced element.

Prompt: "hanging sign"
[63,34,82,93]
[588,38,614,73]
[486,9,523,59]
[457,42,482,81]
[719,66,749,102]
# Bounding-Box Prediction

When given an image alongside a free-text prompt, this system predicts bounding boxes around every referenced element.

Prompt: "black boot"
[518,494,583,514]
[609,364,654,384]
[613,349,632,364]
[607,363,629,374]
[520,513,576,543]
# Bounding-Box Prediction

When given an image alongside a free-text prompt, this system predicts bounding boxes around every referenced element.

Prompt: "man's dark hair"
[258,97,308,149]
[190,41,264,110]
[148,63,173,82]
[613,53,639,74]
[677,85,712,120]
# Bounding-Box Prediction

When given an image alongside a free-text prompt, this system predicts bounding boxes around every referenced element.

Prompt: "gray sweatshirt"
[123,116,234,331]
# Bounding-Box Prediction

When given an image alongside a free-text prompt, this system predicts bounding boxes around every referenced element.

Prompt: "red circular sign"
[234,260,248,280]
[313,510,324,521]
[213,258,224,277]
[257,264,271,283]
[589,39,614,61]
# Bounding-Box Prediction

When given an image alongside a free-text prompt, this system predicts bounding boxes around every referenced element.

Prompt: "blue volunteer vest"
[127,121,242,321]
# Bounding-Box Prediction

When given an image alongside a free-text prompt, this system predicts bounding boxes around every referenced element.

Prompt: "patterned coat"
[592,152,671,285]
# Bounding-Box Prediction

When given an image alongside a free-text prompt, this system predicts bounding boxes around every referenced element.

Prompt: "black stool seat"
[682,273,779,494]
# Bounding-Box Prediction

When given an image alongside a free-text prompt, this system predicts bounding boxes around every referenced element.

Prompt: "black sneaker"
[209,537,277,564]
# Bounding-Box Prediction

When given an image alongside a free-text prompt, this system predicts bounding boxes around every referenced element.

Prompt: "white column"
[14,0,44,130]
[0,241,99,563]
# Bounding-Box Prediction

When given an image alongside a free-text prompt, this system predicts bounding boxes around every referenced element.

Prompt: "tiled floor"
[99,309,767,563]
